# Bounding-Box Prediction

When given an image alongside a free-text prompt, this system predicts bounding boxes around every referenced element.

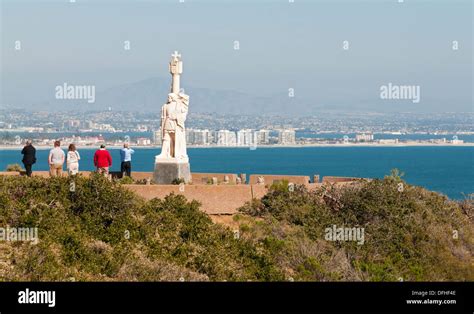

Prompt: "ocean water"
[1,146,472,200]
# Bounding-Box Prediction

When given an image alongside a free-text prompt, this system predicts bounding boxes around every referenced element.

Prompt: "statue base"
[153,158,191,184]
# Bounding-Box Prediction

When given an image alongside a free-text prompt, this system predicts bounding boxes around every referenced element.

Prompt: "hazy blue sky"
[1,0,472,112]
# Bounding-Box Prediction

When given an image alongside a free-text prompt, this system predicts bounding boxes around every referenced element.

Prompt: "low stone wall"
[108,172,240,184]
[0,171,371,214]
[123,184,267,214]
[131,172,153,181]
[248,174,311,185]
[322,176,370,183]
[107,171,151,180]
[191,173,239,185]
[0,171,368,184]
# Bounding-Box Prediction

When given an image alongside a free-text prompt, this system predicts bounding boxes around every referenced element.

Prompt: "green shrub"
[117,176,135,184]
[0,175,283,281]
[1,169,472,282]
[5,163,23,171]
[171,178,185,185]
[238,170,474,281]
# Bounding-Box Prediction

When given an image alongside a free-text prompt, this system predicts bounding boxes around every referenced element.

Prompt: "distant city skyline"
[2,109,473,135]
[1,0,472,114]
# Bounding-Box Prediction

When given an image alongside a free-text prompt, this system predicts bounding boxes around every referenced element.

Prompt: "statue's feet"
[176,155,189,163]
[155,154,167,163]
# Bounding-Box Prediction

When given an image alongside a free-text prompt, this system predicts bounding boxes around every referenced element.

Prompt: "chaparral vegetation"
[0,171,472,281]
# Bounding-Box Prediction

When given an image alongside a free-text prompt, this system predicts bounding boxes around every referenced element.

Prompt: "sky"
[0,0,472,113]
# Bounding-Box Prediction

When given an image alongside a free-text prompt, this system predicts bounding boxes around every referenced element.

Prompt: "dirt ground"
[209,214,240,229]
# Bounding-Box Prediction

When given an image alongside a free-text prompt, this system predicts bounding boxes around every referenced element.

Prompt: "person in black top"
[21,140,36,177]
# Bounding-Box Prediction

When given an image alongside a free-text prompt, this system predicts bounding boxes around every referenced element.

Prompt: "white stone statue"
[155,51,190,164]
[156,92,189,161]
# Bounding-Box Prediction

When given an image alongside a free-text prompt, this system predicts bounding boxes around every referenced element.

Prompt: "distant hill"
[3,76,459,115]
[1,77,320,116]
[93,77,317,115]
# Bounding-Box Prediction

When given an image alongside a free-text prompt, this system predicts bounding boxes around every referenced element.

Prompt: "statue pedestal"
[153,157,191,184]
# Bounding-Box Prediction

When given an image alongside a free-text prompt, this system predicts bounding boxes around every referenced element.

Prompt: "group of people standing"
[20,141,135,178]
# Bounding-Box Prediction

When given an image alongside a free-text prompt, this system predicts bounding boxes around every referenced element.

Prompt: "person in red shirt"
[93,144,112,176]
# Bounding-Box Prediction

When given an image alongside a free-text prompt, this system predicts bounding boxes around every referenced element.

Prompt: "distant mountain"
[3,77,427,115]
[91,77,318,116]
[1,77,322,115]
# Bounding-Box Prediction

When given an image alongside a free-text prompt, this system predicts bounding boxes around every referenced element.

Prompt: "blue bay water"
[1,146,472,200]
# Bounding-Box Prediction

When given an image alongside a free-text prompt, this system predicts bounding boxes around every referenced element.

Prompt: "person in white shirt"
[48,140,65,177]
[66,143,81,176]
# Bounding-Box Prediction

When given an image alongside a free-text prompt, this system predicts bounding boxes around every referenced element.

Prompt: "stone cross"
[172,51,181,59]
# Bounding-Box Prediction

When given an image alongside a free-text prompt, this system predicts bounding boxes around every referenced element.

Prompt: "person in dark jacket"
[21,140,36,177]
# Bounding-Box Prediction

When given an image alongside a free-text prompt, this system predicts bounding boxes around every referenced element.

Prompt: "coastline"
[1,142,474,150]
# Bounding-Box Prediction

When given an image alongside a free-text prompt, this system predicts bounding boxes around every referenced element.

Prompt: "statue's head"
[178,93,190,106]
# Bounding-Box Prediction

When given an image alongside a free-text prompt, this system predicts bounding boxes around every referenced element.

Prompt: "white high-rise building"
[136,137,151,146]
[237,129,254,146]
[217,130,237,146]
[66,120,81,128]
[203,129,211,145]
[255,129,270,145]
[355,133,374,142]
[278,129,296,145]
[191,129,211,145]
[185,129,194,145]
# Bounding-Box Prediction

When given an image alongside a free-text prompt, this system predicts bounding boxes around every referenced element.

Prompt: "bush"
[171,178,185,185]
[116,176,135,185]
[1,169,472,282]
[5,163,23,171]
[238,170,474,281]
[0,175,283,281]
